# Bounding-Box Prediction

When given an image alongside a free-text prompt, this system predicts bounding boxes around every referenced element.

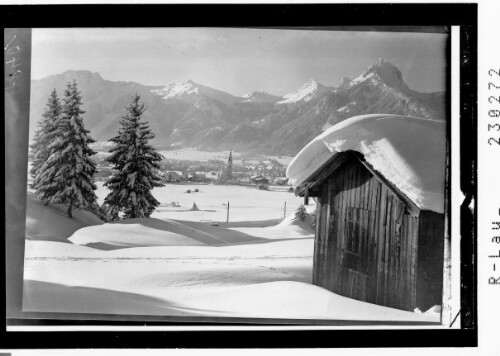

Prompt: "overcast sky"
[31,28,448,96]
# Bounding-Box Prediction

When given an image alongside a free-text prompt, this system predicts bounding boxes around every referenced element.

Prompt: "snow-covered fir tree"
[104,94,164,219]
[30,89,62,191]
[35,81,98,218]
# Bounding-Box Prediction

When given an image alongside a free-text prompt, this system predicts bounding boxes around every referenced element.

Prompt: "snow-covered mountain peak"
[151,80,239,105]
[304,78,319,86]
[352,58,409,91]
[241,90,282,103]
[151,80,199,99]
[277,79,331,105]
[339,76,352,88]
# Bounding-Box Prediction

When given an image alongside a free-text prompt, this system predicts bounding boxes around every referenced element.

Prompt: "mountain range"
[29,58,446,156]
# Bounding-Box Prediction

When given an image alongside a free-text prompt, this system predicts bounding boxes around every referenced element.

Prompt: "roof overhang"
[294,150,420,217]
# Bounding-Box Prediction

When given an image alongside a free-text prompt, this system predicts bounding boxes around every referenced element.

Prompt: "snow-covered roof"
[286,114,446,213]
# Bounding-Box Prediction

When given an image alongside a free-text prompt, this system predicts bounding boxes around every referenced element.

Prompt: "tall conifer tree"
[30,89,62,192]
[36,81,98,218]
[104,94,164,219]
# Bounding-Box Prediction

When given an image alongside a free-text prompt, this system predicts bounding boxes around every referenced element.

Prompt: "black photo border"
[2,3,477,349]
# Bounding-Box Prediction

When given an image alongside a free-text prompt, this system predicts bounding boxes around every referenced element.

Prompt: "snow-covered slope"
[25,191,103,242]
[230,207,315,240]
[277,79,332,104]
[24,236,438,322]
[286,114,446,213]
[68,217,227,248]
[241,90,282,103]
[151,80,240,105]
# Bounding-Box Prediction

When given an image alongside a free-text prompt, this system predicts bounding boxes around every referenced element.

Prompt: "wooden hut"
[287,114,446,312]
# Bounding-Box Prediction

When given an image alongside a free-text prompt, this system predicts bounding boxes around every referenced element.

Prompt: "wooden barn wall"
[416,211,445,311]
[313,158,422,311]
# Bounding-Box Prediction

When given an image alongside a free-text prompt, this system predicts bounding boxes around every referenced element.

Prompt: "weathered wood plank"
[383,191,393,305]
[389,197,399,307]
[401,215,406,307]
[327,179,335,291]
[369,179,379,303]
[387,195,395,306]
[376,185,388,304]
[322,183,330,285]
[333,177,342,292]
[313,192,323,285]
[410,216,419,308]
[353,162,361,208]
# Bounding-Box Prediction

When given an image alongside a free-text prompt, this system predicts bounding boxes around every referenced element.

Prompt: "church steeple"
[226,150,233,181]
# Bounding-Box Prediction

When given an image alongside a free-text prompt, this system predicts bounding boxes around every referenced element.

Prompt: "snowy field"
[95,182,306,223]
[23,188,439,323]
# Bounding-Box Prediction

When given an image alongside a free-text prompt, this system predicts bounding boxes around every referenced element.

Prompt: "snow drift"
[25,191,103,242]
[68,217,227,249]
[230,206,315,240]
[24,238,437,323]
[180,281,439,322]
[286,114,446,213]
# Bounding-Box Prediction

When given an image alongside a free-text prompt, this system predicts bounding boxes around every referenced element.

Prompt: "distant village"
[94,151,291,189]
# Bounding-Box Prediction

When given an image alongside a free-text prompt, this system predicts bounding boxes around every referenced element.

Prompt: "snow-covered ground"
[23,188,439,323]
[25,191,103,242]
[95,182,306,223]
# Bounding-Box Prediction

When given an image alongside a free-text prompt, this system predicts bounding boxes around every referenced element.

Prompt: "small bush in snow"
[194,188,199,192]
[295,205,307,221]
[186,189,191,193]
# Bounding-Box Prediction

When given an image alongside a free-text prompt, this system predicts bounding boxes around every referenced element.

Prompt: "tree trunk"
[67,205,73,219]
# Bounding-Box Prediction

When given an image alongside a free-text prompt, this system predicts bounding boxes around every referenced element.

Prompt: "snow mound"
[68,218,228,249]
[183,281,439,322]
[26,237,313,260]
[25,191,103,242]
[25,240,105,258]
[275,207,315,231]
[229,209,314,240]
[286,114,446,213]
